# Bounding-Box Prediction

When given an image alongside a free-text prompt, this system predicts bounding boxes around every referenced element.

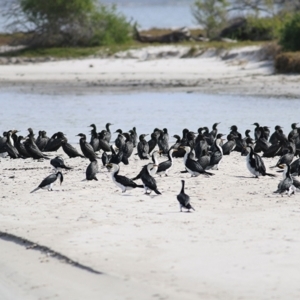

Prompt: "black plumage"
[274,163,296,196]
[181,146,214,177]
[106,163,144,193]
[270,145,295,169]
[90,124,100,152]
[156,148,174,176]
[177,180,195,212]
[137,134,149,159]
[61,137,85,158]
[24,135,50,160]
[31,172,63,193]
[140,163,161,194]
[121,132,134,165]
[207,133,225,170]
[50,156,72,170]
[246,145,275,178]
[104,123,113,143]
[86,159,99,181]
[222,133,236,155]
[77,133,98,161]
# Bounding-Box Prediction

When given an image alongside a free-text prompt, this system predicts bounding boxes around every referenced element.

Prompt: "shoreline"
[0,45,299,98]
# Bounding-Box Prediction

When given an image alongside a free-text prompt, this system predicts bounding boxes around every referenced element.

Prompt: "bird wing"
[39,174,57,187]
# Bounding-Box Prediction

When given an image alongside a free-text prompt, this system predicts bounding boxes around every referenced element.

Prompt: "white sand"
[1,46,300,299]
[0,45,300,96]
[1,148,300,300]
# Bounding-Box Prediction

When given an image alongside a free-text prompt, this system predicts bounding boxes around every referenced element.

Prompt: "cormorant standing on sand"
[106,163,144,193]
[61,137,85,158]
[141,163,161,195]
[85,159,99,181]
[246,145,276,178]
[274,163,296,196]
[270,145,295,169]
[90,124,100,152]
[50,156,72,171]
[131,127,138,148]
[222,133,236,155]
[31,172,63,193]
[121,132,134,165]
[24,135,50,160]
[137,134,149,159]
[177,180,195,212]
[148,131,159,154]
[77,133,98,161]
[156,148,174,176]
[104,123,113,143]
[207,133,225,170]
[180,146,214,177]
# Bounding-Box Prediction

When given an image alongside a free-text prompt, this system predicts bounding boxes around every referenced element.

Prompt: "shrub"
[220,16,283,41]
[11,0,133,47]
[279,12,300,51]
[275,52,300,73]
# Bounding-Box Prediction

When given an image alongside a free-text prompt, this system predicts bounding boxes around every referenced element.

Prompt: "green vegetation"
[9,0,133,47]
[222,16,284,41]
[279,12,300,51]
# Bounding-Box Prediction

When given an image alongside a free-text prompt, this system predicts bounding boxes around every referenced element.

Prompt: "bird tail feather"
[30,187,39,193]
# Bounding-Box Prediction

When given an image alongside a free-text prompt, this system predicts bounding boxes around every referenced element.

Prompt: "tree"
[191,0,229,38]
[4,0,133,47]
[279,12,300,51]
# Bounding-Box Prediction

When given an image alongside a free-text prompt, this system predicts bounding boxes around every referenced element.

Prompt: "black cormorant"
[177,180,195,212]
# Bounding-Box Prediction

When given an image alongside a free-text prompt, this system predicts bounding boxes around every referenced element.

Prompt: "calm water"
[0,0,195,32]
[1,91,299,144]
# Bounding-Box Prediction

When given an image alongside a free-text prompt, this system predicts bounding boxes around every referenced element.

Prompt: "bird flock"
[1,122,300,212]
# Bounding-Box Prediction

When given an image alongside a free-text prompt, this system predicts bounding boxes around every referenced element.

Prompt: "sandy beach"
[1,45,300,300]
[0,45,300,97]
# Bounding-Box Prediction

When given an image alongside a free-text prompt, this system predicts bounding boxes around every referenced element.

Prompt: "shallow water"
[1,91,299,144]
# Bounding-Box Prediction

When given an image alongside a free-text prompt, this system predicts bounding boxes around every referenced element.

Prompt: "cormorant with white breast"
[31,172,63,193]
[177,180,195,212]
[206,133,225,170]
[180,146,214,177]
[156,148,174,176]
[246,145,275,178]
[106,163,144,193]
